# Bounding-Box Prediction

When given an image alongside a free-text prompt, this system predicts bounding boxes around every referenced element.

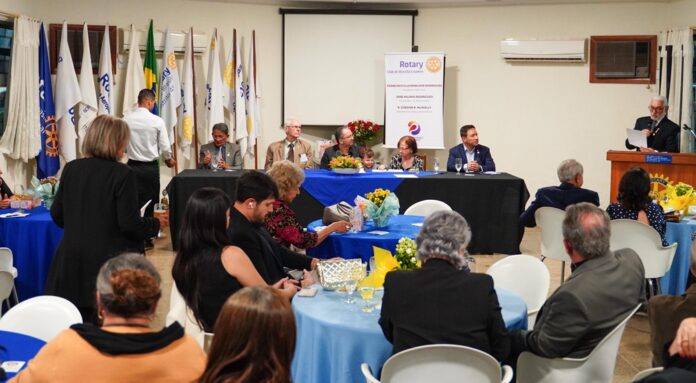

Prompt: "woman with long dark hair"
[606,167,667,246]
[199,287,295,383]
[172,187,297,332]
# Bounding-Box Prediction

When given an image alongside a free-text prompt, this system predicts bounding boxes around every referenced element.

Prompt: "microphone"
[683,124,696,140]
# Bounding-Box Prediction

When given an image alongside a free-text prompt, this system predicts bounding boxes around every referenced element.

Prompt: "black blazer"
[626,116,680,153]
[379,259,510,361]
[520,183,600,227]
[227,207,313,284]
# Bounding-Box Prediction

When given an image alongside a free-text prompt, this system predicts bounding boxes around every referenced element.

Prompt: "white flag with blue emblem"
[97,24,113,115]
[204,29,224,140]
[179,28,195,160]
[55,21,82,162]
[78,23,98,148]
[233,31,247,146]
[244,33,261,158]
[160,28,182,144]
[123,24,145,116]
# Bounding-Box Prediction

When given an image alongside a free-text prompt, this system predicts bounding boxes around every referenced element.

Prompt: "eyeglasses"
[286,125,301,129]
[649,106,665,112]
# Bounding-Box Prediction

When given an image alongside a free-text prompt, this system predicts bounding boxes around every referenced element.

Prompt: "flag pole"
[191,27,200,169]
[252,30,258,169]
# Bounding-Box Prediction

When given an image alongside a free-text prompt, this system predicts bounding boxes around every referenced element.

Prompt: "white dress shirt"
[123,107,172,162]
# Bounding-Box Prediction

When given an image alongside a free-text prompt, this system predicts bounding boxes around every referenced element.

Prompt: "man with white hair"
[264,118,315,170]
[626,96,679,153]
[520,159,600,227]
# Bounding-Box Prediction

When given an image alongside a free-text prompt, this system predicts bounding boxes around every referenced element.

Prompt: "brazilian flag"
[144,19,158,115]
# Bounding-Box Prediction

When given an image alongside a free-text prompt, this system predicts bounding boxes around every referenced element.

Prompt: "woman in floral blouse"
[389,135,424,172]
[265,161,350,250]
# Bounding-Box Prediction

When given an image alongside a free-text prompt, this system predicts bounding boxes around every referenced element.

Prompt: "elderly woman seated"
[388,135,424,171]
[379,210,509,361]
[265,160,350,250]
[10,253,206,383]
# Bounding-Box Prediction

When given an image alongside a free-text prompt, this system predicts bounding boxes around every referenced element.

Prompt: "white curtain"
[656,28,694,153]
[0,16,41,161]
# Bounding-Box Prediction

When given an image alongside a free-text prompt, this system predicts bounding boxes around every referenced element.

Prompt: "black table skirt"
[166,170,529,254]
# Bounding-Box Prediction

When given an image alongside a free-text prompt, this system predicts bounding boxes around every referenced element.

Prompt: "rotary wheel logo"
[426,57,442,73]
[167,53,177,70]
[649,173,672,201]
[408,120,421,136]
[223,62,234,87]
[44,116,59,157]
[182,116,193,141]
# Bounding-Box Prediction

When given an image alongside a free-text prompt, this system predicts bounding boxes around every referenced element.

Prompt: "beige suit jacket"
[264,138,315,170]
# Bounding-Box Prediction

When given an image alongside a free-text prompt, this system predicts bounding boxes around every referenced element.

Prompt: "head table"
[291,286,527,383]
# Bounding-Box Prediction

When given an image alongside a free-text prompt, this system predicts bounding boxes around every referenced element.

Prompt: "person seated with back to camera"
[379,210,510,361]
[198,122,243,170]
[172,187,298,332]
[388,135,424,172]
[0,169,13,209]
[446,124,495,173]
[10,253,206,383]
[199,286,296,383]
[319,126,362,169]
[265,161,350,251]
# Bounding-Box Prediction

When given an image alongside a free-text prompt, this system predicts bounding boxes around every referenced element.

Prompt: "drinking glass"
[374,287,384,310]
[343,279,358,304]
[454,158,463,175]
[369,256,376,272]
[359,286,375,313]
[153,203,167,238]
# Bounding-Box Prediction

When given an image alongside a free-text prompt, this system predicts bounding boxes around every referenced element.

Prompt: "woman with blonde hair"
[199,286,295,383]
[46,115,162,322]
[265,160,349,250]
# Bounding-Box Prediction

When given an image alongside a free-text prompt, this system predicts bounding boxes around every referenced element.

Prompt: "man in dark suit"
[379,210,510,361]
[198,122,243,170]
[446,124,495,172]
[227,171,317,284]
[626,96,680,153]
[520,159,600,227]
[508,203,644,365]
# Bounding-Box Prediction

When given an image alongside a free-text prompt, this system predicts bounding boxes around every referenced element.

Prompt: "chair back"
[361,363,381,383]
[631,367,664,382]
[0,271,14,305]
[535,207,570,263]
[609,219,676,279]
[381,344,512,383]
[0,248,13,271]
[403,199,452,217]
[486,254,549,327]
[517,304,641,383]
[0,295,82,341]
[165,282,205,346]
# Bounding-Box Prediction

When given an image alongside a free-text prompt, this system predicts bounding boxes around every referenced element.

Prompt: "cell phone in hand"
[285,268,304,281]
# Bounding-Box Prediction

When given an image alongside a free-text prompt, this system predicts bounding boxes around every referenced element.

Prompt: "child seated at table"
[360,148,376,170]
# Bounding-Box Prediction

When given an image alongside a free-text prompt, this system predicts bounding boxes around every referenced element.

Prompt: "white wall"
[0,0,691,208]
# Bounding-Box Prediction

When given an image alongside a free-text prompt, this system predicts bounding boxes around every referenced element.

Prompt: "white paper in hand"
[140,200,152,217]
[626,128,647,148]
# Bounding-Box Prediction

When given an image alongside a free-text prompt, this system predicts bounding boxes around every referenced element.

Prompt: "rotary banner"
[37,23,59,178]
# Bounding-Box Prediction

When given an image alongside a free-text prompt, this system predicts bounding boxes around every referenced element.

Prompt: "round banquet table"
[0,330,46,379]
[306,215,424,263]
[291,286,527,383]
[0,207,63,301]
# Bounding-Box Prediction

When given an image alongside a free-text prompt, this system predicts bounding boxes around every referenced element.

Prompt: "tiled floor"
[148,226,652,382]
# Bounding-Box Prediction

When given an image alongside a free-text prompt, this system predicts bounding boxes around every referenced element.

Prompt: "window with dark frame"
[589,35,657,84]
[47,24,117,75]
[0,20,12,135]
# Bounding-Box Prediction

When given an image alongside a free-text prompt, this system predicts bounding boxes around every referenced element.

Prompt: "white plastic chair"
[361,363,381,383]
[0,295,82,342]
[486,254,550,329]
[609,219,677,296]
[165,282,205,347]
[0,247,18,307]
[516,304,641,383]
[362,344,513,383]
[535,207,571,283]
[0,271,15,317]
[403,199,452,217]
[631,367,663,381]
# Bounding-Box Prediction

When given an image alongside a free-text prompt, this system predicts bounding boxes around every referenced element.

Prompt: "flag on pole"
[160,28,181,143]
[37,23,59,178]
[179,28,195,160]
[78,23,98,148]
[233,30,247,147]
[204,29,224,140]
[144,19,158,115]
[223,33,235,113]
[123,24,145,115]
[55,21,82,162]
[97,24,113,115]
[245,32,261,158]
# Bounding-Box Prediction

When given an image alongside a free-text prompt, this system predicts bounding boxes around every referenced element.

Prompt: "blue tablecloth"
[0,208,62,301]
[0,330,45,379]
[301,169,440,207]
[663,220,696,295]
[307,215,424,262]
[291,287,526,383]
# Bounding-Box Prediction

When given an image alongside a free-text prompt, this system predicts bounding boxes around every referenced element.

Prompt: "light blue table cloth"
[663,219,696,295]
[306,215,424,263]
[291,287,527,383]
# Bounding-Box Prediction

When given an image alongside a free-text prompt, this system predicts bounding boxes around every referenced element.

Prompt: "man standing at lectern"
[625,96,679,153]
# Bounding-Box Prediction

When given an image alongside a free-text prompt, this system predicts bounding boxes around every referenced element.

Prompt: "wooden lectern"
[607,150,696,202]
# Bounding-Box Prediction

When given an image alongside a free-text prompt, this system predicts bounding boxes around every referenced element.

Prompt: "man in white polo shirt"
[123,89,175,248]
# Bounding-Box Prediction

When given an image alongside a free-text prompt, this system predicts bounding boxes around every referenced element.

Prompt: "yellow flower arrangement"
[366,188,390,208]
[329,155,362,169]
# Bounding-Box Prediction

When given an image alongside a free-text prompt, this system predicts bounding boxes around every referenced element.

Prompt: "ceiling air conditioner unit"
[500,39,586,62]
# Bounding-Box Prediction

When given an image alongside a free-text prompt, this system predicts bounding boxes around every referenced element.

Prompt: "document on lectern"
[626,129,647,148]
